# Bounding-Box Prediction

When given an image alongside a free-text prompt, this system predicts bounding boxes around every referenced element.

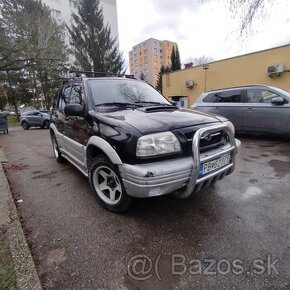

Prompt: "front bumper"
[119,124,241,198]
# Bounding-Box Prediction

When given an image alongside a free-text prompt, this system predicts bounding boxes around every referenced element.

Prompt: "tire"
[51,134,66,163]
[22,121,29,130]
[89,155,132,213]
[43,120,50,129]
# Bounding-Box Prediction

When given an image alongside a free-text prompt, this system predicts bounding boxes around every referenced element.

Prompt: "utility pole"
[203,64,209,92]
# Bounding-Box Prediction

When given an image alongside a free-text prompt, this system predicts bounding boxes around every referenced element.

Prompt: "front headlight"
[224,121,235,135]
[136,131,181,157]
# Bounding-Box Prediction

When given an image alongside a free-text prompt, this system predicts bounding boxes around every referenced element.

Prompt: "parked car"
[50,71,241,212]
[193,85,290,136]
[0,112,8,134]
[20,110,50,130]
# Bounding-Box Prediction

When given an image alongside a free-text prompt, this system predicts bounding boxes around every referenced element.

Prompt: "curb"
[0,151,42,290]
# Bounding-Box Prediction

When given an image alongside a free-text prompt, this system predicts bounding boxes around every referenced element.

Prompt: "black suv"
[50,71,241,212]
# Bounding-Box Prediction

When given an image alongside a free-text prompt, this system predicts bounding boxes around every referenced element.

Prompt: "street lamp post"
[203,64,209,92]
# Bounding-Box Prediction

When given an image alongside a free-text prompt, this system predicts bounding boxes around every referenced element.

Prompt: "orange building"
[129,38,177,87]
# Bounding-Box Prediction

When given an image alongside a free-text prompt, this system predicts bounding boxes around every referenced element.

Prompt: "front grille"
[199,130,230,153]
[174,124,231,156]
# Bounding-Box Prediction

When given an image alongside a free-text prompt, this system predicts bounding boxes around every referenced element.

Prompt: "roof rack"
[69,70,135,79]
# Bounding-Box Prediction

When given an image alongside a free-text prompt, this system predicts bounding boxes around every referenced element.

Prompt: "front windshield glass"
[88,79,170,106]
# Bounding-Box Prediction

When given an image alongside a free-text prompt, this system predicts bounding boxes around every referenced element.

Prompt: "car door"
[244,88,290,134]
[199,90,244,131]
[29,111,42,126]
[51,85,71,151]
[63,82,88,168]
[34,111,44,126]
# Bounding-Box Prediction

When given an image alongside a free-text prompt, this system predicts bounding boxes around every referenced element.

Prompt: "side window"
[247,89,282,103]
[57,86,71,111]
[203,93,219,103]
[217,90,242,103]
[246,89,263,103]
[70,84,83,105]
[203,90,242,103]
[261,90,281,103]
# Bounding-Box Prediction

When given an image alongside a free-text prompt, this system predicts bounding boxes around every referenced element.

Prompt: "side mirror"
[64,104,84,116]
[271,97,284,105]
[170,101,177,106]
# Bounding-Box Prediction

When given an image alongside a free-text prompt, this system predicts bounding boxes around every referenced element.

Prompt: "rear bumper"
[119,124,241,198]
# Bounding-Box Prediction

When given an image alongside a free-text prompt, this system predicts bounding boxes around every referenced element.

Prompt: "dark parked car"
[0,112,8,134]
[50,71,240,212]
[193,85,290,136]
[20,110,50,130]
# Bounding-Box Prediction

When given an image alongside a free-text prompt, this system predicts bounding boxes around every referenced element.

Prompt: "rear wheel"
[22,121,29,130]
[51,134,66,163]
[89,156,132,213]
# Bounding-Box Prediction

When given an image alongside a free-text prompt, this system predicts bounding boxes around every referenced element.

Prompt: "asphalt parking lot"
[1,127,290,289]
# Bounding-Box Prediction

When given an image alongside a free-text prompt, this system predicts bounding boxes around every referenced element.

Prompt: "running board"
[62,154,88,178]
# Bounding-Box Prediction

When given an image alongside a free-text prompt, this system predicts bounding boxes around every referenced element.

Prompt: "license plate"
[200,154,231,176]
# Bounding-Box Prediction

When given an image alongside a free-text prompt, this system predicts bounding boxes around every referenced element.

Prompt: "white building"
[42,0,119,44]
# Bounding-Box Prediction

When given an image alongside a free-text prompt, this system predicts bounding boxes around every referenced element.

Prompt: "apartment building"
[129,38,177,87]
[42,0,119,44]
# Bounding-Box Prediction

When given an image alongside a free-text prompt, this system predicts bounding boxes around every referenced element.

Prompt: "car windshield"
[88,79,170,107]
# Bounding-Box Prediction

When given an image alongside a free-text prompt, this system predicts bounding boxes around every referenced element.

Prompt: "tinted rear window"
[203,90,242,103]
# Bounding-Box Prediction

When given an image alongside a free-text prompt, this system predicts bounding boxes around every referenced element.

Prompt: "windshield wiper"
[134,101,174,106]
[95,102,143,108]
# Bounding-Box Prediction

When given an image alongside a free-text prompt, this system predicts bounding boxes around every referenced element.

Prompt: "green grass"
[7,118,20,128]
[0,227,17,290]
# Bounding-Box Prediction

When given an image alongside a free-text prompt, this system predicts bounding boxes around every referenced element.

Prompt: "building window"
[160,49,162,53]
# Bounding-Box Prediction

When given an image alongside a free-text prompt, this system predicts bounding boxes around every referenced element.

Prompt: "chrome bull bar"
[178,124,239,198]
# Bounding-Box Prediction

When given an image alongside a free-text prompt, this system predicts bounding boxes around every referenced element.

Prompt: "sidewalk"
[0,149,42,290]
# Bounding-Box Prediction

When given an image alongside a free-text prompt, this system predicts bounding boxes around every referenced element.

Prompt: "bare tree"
[202,0,277,35]
[228,0,267,35]
[191,56,214,66]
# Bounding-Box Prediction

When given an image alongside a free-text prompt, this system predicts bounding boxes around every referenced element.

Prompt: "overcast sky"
[116,0,290,69]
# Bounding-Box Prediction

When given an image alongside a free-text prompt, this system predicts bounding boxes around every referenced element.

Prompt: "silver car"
[20,110,50,130]
[193,85,290,136]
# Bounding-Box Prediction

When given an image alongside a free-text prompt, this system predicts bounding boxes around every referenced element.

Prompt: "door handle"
[246,107,253,112]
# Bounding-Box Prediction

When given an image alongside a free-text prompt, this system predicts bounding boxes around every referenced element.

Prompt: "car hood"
[98,107,222,135]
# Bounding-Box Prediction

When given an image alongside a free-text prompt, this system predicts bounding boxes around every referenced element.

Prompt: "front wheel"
[22,121,29,130]
[89,156,132,213]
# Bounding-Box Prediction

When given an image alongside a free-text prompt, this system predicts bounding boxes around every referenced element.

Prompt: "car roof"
[206,84,273,93]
